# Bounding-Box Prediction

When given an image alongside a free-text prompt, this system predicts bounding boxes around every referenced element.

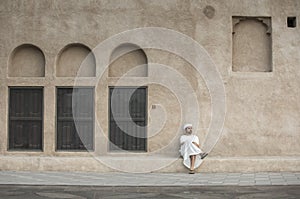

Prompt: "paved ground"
[0,185,300,199]
[0,171,300,198]
[0,171,300,186]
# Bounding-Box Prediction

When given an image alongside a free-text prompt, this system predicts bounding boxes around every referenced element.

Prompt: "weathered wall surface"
[0,0,299,172]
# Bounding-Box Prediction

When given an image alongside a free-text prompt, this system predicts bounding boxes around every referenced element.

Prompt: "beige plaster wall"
[232,17,272,72]
[109,44,148,77]
[56,43,96,77]
[0,0,299,172]
[9,44,45,77]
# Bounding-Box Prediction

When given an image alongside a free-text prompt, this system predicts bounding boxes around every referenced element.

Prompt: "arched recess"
[56,43,96,77]
[232,17,272,72]
[109,43,148,77]
[9,44,45,77]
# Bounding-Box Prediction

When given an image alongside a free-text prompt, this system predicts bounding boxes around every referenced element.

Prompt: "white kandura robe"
[179,134,203,169]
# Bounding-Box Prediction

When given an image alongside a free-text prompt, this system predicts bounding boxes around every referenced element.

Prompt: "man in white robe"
[179,124,208,174]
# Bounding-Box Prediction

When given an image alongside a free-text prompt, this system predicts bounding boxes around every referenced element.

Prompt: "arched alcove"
[56,43,96,77]
[232,17,272,72]
[9,44,45,77]
[109,43,148,77]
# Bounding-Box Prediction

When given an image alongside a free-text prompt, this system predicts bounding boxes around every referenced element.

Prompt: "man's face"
[185,126,192,134]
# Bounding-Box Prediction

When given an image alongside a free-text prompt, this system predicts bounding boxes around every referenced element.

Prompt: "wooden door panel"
[9,88,43,150]
[56,88,94,150]
[109,87,147,151]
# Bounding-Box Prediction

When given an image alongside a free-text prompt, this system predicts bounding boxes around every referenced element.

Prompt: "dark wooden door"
[9,88,43,150]
[57,88,94,150]
[109,87,147,151]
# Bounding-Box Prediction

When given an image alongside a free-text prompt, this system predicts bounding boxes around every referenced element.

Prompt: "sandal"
[201,152,208,159]
[189,170,195,174]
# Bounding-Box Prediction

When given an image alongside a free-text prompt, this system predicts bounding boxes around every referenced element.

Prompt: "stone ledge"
[0,155,299,173]
[199,156,300,173]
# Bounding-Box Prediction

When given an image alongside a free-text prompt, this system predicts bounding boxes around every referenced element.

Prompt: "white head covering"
[183,123,192,130]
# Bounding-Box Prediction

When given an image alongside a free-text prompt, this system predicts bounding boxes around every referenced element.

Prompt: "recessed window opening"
[287,17,296,28]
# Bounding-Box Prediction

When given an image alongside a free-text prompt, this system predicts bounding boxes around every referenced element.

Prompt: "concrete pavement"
[0,171,300,186]
[1,185,300,199]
